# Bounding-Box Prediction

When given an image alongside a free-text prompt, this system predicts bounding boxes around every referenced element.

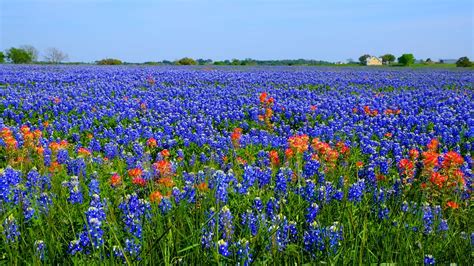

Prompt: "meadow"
[0,65,472,265]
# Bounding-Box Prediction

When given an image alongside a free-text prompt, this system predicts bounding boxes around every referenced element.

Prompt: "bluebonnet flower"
[88,173,100,196]
[302,179,316,201]
[257,167,272,189]
[119,193,151,239]
[62,176,83,204]
[437,219,448,232]
[239,166,258,194]
[159,197,172,214]
[236,238,252,266]
[38,192,53,215]
[35,240,45,261]
[22,198,35,221]
[219,205,234,241]
[0,166,22,204]
[214,170,230,204]
[303,221,326,254]
[253,197,263,213]
[288,221,298,242]
[348,179,365,203]
[67,158,87,177]
[422,203,433,234]
[424,254,435,265]
[171,187,182,204]
[125,238,141,258]
[303,158,320,179]
[84,204,105,248]
[57,149,69,164]
[378,205,389,220]
[327,222,343,254]
[104,142,119,159]
[274,168,288,195]
[266,197,279,219]
[241,209,259,236]
[68,231,90,255]
[401,201,409,212]
[112,245,125,261]
[218,239,230,257]
[306,203,320,223]
[3,215,20,243]
[26,168,41,193]
[273,214,290,251]
[201,207,216,249]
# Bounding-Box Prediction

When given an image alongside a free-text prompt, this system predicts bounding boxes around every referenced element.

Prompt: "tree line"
[1,45,471,67]
[358,53,472,67]
[0,45,68,64]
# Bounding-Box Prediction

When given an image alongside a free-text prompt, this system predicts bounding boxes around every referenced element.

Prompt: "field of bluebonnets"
[0,65,472,264]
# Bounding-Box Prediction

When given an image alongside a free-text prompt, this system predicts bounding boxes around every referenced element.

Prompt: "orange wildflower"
[110,173,122,187]
[269,150,280,167]
[446,201,459,209]
[128,168,143,178]
[150,191,163,204]
[147,137,157,148]
[288,134,309,154]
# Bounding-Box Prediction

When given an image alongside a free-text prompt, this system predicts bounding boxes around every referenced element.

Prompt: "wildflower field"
[0,65,472,265]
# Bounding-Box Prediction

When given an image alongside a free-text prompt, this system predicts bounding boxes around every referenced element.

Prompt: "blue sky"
[1,0,472,62]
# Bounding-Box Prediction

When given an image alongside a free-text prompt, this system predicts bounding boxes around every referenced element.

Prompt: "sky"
[1,0,473,62]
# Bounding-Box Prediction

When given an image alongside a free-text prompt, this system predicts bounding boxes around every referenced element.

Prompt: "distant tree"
[176,57,196,65]
[96,58,122,65]
[425,58,434,64]
[161,60,173,65]
[44,47,68,63]
[241,58,257,66]
[398,54,415,66]
[456,57,472,67]
[439,59,445,64]
[381,54,395,65]
[20,45,39,61]
[359,54,370,65]
[0,52,4,63]
[6,47,33,64]
[196,58,213,65]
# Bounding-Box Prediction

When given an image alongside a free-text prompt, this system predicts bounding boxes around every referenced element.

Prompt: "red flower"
[196,182,209,192]
[376,174,386,181]
[356,161,364,168]
[429,172,447,188]
[132,177,147,187]
[441,151,464,169]
[409,149,419,160]
[153,160,173,178]
[161,149,170,158]
[231,128,243,148]
[236,157,247,165]
[150,191,163,203]
[427,138,439,152]
[269,150,280,167]
[285,148,294,159]
[266,97,274,105]
[157,177,174,188]
[128,168,143,178]
[288,134,309,154]
[259,92,268,103]
[77,147,91,157]
[423,151,439,169]
[398,158,414,177]
[147,137,157,148]
[310,105,317,111]
[110,173,122,187]
[446,201,459,209]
